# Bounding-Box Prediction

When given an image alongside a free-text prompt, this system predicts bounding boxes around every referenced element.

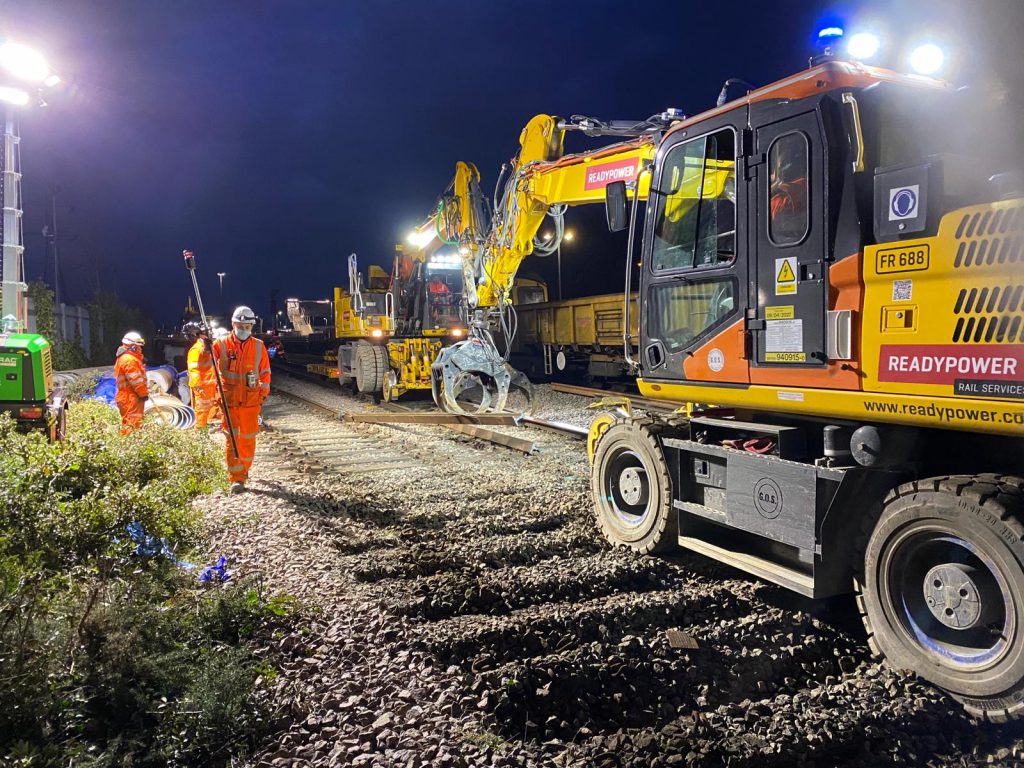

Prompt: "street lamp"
[557,229,575,300]
[0,40,61,328]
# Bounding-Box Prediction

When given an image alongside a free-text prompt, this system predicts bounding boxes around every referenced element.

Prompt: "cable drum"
[144,394,196,429]
[145,366,177,395]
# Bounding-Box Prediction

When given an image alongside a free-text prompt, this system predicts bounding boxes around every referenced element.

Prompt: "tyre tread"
[855,473,1024,721]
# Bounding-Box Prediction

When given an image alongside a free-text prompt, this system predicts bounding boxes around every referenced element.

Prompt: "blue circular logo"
[892,188,917,218]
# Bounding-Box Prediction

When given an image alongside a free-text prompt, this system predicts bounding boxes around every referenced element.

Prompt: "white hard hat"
[122,331,145,346]
[231,305,257,324]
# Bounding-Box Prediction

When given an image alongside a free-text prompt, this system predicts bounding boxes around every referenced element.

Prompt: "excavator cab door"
[749,109,828,368]
[639,120,748,383]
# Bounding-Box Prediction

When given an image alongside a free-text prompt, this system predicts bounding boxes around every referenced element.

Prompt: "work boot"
[230,481,246,494]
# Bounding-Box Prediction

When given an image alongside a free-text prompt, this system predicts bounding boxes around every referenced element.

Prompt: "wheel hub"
[618,466,646,506]
[923,563,983,629]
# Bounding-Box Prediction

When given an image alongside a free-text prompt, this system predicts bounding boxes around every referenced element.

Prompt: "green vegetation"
[0,401,291,766]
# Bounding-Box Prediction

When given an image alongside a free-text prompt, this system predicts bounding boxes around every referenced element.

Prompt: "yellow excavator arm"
[437,114,658,310]
[428,109,683,415]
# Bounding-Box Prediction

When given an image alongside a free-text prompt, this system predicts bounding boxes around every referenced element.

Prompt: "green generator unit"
[0,332,67,441]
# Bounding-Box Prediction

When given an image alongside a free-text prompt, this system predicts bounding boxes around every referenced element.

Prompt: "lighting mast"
[0,41,60,329]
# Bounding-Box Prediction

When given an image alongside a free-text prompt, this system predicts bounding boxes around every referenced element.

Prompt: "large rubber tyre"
[354,343,388,395]
[856,474,1024,722]
[591,418,676,554]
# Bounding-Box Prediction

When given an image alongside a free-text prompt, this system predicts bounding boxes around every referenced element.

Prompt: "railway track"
[260,390,426,477]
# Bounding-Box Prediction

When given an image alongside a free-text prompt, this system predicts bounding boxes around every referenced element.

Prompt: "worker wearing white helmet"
[114,331,148,434]
[212,305,271,492]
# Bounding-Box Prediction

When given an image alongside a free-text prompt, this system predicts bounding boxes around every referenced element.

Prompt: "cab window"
[767,132,809,246]
[647,278,735,353]
[651,129,736,272]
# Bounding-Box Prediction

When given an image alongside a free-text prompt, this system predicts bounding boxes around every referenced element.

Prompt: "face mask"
[234,328,251,341]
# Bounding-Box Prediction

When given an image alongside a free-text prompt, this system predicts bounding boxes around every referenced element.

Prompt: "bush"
[0,402,289,767]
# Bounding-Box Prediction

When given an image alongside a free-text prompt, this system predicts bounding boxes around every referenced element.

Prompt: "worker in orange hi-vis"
[212,306,271,493]
[114,331,149,435]
[184,321,216,429]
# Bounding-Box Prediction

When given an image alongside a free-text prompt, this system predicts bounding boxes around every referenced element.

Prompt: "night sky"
[2,0,1022,326]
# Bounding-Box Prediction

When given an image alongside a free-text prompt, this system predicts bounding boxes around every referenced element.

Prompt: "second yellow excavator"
[427,110,684,413]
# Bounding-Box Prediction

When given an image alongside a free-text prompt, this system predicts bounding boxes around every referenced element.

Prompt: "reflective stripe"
[221,371,242,379]
[227,464,245,472]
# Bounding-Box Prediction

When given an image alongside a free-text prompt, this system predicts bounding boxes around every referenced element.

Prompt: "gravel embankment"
[195,376,1024,767]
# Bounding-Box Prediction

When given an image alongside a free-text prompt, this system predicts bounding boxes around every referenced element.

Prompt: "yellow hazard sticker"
[775,257,797,295]
[765,352,807,362]
[766,305,795,320]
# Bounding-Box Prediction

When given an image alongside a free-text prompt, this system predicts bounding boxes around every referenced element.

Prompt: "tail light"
[19,407,44,419]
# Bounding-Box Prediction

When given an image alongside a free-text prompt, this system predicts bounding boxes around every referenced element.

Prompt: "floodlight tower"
[0,41,60,328]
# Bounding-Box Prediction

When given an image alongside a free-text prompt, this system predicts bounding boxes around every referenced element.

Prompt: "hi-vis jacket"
[187,338,216,392]
[212,334,271,407]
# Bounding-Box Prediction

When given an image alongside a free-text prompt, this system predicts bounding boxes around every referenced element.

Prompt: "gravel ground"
[194,375,1024,767]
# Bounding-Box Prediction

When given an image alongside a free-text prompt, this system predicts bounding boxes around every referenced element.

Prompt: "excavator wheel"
[856,474,1024,722]
[354,342,388,395]
[591,417,676,554]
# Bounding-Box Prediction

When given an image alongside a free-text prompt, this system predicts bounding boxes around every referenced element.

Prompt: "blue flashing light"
[817,26,845,40]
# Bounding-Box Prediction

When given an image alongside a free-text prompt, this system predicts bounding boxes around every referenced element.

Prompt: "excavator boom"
[429,112,675,415]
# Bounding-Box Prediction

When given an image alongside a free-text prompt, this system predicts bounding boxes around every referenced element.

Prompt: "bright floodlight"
[563,230,575,242]
[847,32,880,60]
[910,43,945,75]
[817,26,844,41]
[407,229,434,248]
[0,86,29,106]
[43,74,60,88]
[0,42,50,82]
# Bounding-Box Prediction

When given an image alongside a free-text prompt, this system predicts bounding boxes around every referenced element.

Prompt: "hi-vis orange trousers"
[224,405,260,482]
[191,386,217,428]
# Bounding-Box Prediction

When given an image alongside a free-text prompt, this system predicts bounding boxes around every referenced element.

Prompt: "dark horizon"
[3,0,1022,328]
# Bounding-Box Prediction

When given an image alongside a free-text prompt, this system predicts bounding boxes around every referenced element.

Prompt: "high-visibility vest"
[114,348,148,399]
[187,339,216,390]
[212,334,271,408]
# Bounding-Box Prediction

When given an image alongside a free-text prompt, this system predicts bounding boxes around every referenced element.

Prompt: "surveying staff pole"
[182,250,240,459]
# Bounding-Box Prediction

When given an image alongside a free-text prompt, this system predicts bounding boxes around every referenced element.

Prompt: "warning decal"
[775,257,797,295]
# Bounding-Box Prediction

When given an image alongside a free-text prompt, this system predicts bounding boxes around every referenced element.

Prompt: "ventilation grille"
[42,347,53,380]
[952,284,1024,343]
[953,205,1024,268]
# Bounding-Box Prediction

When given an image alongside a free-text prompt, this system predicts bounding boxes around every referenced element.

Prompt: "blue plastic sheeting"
[124,520,195,571]
[91,375,118,404]
[199,555,231,583]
